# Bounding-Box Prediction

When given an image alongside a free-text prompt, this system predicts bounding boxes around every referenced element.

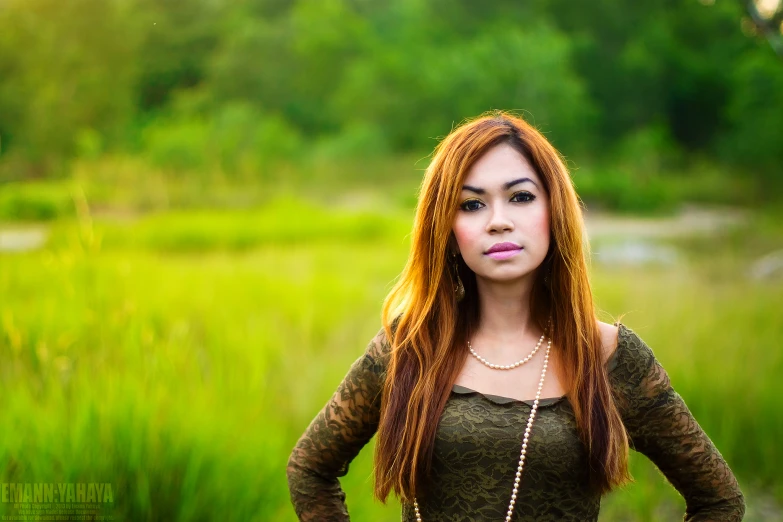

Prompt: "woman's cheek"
[452,219,476,255]
[531,202,550,234]
[526,209,551,261]
[535,212,550,239]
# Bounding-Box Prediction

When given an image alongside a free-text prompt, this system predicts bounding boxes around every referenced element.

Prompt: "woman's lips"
[485,248,523,260]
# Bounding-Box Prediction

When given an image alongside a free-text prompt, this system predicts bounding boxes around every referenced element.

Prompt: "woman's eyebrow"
[462,177,539,194]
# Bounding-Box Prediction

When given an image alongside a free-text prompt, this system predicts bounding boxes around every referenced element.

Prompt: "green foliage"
[574,167,677,214]
[721,49,783,181]
[311,123,390,159]
[573,126,682,213]
[214,105,302,169]
[0,181,75,221]
[331,19,596,152]
[133,0,223,111]
[0,0,138,170]
[141,103,303,174]
[142,116,211,172]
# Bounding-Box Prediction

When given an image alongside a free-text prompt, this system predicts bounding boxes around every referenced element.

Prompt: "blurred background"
[0,0,782,520]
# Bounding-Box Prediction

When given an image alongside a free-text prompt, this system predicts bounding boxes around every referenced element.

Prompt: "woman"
[286,112,745,521]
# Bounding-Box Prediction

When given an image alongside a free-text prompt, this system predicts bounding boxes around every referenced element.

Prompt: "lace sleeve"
[610,325,746,521]
[286,327,391,521]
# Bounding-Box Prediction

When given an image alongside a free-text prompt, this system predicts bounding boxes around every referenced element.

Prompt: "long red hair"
[373,111,630,503]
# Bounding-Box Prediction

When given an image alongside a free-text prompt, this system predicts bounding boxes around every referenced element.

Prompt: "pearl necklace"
[413,335,552,522]
[468,332,546,370]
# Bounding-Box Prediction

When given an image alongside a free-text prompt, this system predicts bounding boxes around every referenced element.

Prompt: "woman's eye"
[512,192,535,203]
[460,199,483,212]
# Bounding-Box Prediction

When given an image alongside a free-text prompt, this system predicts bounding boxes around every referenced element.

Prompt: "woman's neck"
[473,273,537,338]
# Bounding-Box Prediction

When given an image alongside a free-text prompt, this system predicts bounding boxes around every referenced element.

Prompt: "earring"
[451,251,465,302]
[543,266,551,287]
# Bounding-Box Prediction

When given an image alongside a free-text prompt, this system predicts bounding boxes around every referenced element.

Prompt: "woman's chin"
[474,269,538,285]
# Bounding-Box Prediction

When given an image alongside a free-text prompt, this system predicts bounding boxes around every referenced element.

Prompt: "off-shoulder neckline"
[450,323,630,407]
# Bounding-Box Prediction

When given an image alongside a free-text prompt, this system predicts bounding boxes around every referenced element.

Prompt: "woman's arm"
[286,328,390,521]
[610,325,745,522]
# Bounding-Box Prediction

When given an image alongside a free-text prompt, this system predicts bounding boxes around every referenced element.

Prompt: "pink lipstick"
[485,242,523,260]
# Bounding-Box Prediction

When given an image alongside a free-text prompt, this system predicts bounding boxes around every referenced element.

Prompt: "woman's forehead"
[462,143,541,189]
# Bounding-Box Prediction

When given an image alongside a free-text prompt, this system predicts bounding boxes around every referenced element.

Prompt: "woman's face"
[451,143,550,285]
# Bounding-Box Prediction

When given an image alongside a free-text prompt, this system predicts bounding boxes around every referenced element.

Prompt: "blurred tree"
[659,0,751,150]
[207,11,296,121]
[0,0,138,174]
[547,0,755,154]
[207,0,370,136]
[134,0,223,112]
[329,0,595,153]
[720,48,783,182]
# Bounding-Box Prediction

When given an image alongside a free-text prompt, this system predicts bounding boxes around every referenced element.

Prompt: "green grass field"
[1,188,781,521]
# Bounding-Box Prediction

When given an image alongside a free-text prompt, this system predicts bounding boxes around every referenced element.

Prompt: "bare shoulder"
[596,320,620,364]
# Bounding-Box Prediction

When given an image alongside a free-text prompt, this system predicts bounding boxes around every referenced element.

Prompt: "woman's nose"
[486,204,514,233]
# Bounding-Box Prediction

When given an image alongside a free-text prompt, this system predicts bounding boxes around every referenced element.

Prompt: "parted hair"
[373,111,631,503]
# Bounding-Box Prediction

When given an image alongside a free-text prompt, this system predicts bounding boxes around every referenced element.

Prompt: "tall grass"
[0,195,780,520]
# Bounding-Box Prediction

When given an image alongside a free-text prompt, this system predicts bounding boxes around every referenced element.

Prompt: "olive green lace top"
[286,323,745,521]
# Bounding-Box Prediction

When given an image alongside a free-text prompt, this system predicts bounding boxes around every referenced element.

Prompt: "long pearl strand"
[468,332,545,370]
[413,335,552,522]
